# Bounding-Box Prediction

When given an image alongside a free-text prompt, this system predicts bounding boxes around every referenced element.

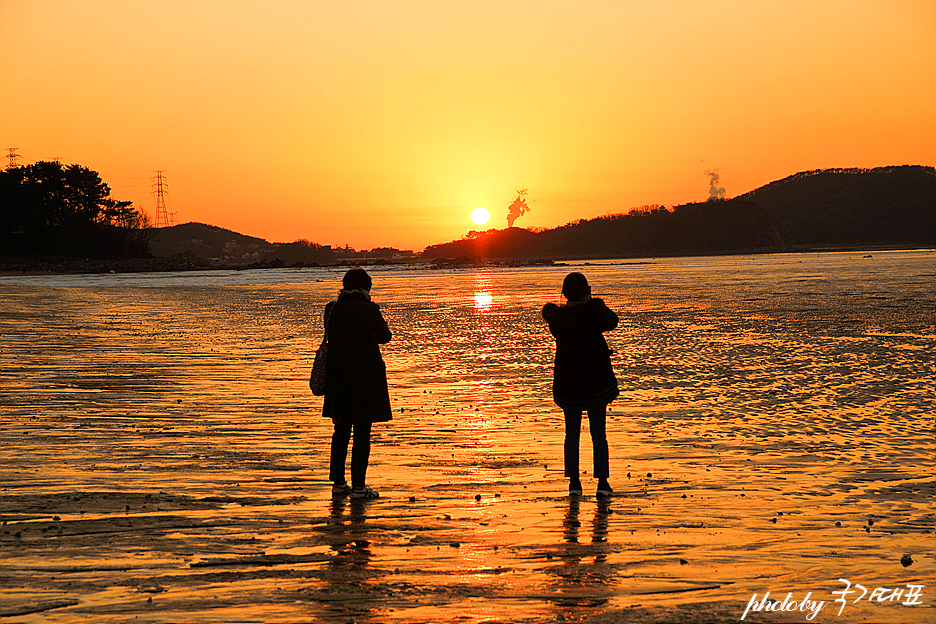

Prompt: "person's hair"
[342,268,372,291]
[561,272,590,301]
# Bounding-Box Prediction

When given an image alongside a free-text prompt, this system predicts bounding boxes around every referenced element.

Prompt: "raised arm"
[591,298,618,331]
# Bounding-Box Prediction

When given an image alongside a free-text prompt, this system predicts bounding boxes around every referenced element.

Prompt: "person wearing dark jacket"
[323,268,392,500]
[542,272,619,497]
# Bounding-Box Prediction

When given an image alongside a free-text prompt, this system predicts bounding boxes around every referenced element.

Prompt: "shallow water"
[1,251,934,623]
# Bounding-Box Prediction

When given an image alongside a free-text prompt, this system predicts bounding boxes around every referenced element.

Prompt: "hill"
[423,166,936,259]
[148,223,337,266]
[738,166,936,247]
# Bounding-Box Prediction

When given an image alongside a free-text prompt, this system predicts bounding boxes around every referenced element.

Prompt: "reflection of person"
[553,498,614,600]
[542,272,619,497]
[329,497,372,566]
[563,497,612,548]
[323,268,392,499]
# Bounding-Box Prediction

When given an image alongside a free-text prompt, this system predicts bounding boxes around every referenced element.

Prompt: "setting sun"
[1,1,933,251]
[471,208,491,226]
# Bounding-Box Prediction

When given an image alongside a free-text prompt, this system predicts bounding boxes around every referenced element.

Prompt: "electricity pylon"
[5,148,22,169]
[152,170,171,228]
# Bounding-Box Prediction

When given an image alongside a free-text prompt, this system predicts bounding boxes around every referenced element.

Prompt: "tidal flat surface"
[1,251,934,623]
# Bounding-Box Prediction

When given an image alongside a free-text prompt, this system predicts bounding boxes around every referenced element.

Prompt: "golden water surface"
[1,251,934,623]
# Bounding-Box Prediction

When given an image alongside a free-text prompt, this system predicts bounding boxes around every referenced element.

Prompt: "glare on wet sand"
[1,251,934,623]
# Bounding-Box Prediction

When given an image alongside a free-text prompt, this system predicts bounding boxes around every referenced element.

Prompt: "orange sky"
[2,0,935,251]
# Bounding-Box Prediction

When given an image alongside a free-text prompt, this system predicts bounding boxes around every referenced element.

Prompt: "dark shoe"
[331,482,351,497]
[569,479,583,496]
[596,480,613,497]
[351,486,379,500]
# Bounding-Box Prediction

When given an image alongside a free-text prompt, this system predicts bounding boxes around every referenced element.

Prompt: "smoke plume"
[705,170,726,201]
[506,188,530,228]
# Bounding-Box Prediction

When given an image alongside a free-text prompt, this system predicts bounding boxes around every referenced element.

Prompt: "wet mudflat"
[1,252,934,623]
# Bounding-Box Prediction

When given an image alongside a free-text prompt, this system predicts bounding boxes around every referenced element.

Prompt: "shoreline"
[1,244,932,277]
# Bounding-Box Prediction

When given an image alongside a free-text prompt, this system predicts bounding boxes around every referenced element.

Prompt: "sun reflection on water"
[473,292,493,312]
[472,272,494,314]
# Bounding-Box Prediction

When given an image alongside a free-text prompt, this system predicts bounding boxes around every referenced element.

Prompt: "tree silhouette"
[0,161,150,258]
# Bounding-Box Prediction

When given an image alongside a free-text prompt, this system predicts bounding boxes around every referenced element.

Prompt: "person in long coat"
[542,272,619,497]
[323,268,392,499]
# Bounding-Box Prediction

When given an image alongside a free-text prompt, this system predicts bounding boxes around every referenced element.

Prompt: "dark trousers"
[329,421,372,489]
[563,406,609,479]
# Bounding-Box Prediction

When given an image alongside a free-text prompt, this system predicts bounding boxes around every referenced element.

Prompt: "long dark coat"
[322,291,393,424]
[542,297,619,410]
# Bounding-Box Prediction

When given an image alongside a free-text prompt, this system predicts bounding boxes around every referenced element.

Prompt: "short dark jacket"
[542,298,619,409]
[322,291,392,423]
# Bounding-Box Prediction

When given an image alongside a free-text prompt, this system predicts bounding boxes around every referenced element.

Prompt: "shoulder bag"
[309,305,332,396]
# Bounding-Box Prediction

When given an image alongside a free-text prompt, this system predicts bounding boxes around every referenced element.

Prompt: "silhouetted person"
[542,272,619,497]
[323,268,392,499]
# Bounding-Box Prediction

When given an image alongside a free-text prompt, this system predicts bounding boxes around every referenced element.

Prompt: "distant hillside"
[739,166,936,247]
[423,165,936,259]
[149,223,337,266]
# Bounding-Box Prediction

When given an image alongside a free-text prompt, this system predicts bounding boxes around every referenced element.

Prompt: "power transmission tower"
[5,148,22,169]
[152,170,171,228]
